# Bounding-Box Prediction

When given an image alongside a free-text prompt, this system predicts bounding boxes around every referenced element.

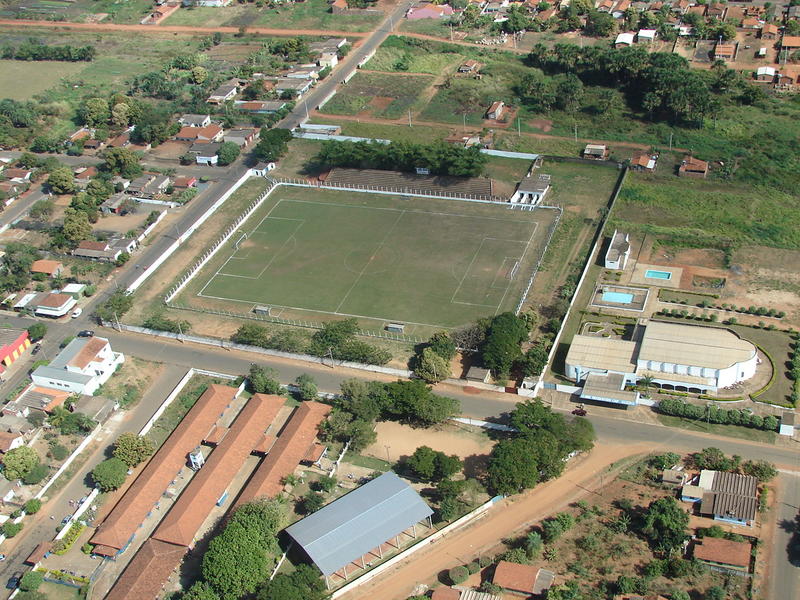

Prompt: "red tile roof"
[104,539,187,600]
[37,293,73,309]
[0,431,22,453]
[235,401,331,507]
[90,385,238,550]
[68,337,107,370]
[783,35,800,48]
[493,560,538,594]
[30,260,62,275]
[24,542,51,566]
[74,166,98,180]
[693,537,751,569]
[152,394,285,548]
[77,241,109,252]
[431,588,461,600]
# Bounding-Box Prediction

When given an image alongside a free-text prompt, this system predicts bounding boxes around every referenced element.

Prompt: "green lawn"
[320,71,434,119]
[657,414,777,444]
[187,187,550,329]
[0,60,86,100]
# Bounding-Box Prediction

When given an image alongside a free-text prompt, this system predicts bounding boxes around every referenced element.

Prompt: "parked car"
[71,308,83,318]
[61,515,71,525]
[0,554,6,561]
[77,330,94,338]
[571,407,587,416]
[6,572,21,589]
[31,344,40,356]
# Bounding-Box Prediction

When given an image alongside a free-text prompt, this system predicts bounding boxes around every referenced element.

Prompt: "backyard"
[320,71,435,119]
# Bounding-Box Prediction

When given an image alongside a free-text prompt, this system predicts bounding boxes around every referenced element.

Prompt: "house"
[100,193,133,215]
[787,5,800,21]
[285,67,321,80]
[511,174,550,204]
[630,151,658,171]
[308,38,348,53]
[432,589,501,600]
[31,336,124,396]
[611,0,630,18]
[0,329,31,373]
[61,283,86,298]
[604,229,630,270]
[679,155,709,178]
[30,260,64,278]
[178,114,211,128]
[107,132,130,148]
[782,35,800,50]
[465,366,491,383]
[698,470,759,526]
[0,181,22,202]
[189,143,221,166]
[714,42,737,61]
[776,68,799,90]
[3,168,33,183]
[755,66,777,82]
[172,176,197,189]
[597,0,614,12]
[223,128,257,147]
[73,166,98,188]
[741,17,761,29]
[275,78,314,96]
[0,431,25,454]
[493,561,555,596]
[126,174,170,199]
[67,127,93,146]
[234,100,287,114]
[692,537,751,573]
[637,29,657,43]
[565,321,759,396]
[760,23,779,39]
[459,59,480,73]
[206,83,238,104]
[583,144,609,160]
[35,293,77,318]
[186,0,232,6]
[251,162,276,177]
[72,238,137,262]
[175,124,224,143]
[615,32,636,47]
[486,101,506,120]
[707,2,726,19]
[406,2,455,19]
[330,0,349,14]
[534,7,557,21]
[83,139,105,151]
[317,51,339,68]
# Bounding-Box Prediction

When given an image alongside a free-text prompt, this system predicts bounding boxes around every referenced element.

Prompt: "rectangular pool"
[645,269,672,281]
[602,291,634,304]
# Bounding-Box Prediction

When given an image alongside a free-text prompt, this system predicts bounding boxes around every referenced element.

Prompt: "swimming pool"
[602,291,635,304]
[645,269,672,280]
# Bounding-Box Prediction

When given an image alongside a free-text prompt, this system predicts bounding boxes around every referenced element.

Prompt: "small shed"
[386,323,405,333]
[465,366,491,383]
[779,411,795,436]
[662,469,686,485]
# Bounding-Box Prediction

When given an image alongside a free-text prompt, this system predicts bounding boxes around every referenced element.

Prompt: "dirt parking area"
[150,140,190,160]
[95,204,169,236]
[363,421,494,464]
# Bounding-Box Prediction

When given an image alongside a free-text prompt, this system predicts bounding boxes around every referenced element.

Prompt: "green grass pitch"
[195,189,545,328]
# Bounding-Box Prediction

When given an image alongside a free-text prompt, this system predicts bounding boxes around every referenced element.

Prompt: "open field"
[182,186,554,331]
[0,59,86,100]
[0,0,153,23]
[164,0,382,31]
[320,71,434,119]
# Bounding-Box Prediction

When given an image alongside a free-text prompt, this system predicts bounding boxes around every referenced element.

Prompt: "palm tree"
[48,406,69,428]
[638,375,655,397]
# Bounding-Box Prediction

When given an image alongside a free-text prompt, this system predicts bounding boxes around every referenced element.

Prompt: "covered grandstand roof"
[153,394,285,547]
[90,384,237,551]
[235,401,330,507]
[285,471,433,576]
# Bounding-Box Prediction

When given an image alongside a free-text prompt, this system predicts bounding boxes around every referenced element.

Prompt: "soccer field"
[190,188,550,329]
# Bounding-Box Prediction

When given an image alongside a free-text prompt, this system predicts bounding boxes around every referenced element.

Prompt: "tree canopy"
[91,457,128,492]
[641,497,689,553]
[113,433,155,467]
[406,446,462,481]
[2,446,39,481]
[481,312,531,378]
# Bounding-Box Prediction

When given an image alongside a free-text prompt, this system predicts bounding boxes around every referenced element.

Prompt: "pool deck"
[630,263,683,289]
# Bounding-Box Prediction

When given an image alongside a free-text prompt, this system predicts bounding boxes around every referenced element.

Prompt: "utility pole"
[574,123,578,142]
[669,131,673,151]
[462,113,466,132]
[517,117,521,137]
[177,320,184,343]
[408,109,412,127]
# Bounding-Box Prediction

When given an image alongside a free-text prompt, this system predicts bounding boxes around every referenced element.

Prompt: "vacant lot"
[0,59,86,100]
[320,71,434,119]
[180,186,554,332]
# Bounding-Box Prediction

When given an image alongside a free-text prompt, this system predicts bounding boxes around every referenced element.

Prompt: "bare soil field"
[363,421,493,464]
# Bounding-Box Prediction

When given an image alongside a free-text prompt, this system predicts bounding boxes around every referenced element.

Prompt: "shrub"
[53,523,85,555]
[48,444,69,461]
[2,521,23,537]
[19,571,43,592]
[467,560,481,574]
[448,565,469,585]
[23,463,49,485]
[479,555,493,568]
[23,499,41,514]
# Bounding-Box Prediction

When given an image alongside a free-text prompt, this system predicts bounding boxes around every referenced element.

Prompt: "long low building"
[285,471,433,586]
[234,400,331,507]
[104,538,186,600]
[90,384,238,554]
[565,320,758,401]
[152,394,286,548]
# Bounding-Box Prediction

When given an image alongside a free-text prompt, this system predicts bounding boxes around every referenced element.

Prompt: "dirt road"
[0,18,366,38]
[340,442,647,600]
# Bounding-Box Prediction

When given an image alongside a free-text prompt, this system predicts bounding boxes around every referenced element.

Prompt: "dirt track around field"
[340,442,647,600]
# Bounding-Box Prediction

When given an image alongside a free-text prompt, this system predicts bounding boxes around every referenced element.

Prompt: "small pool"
[602,291,634,304]
[645,269,672,281]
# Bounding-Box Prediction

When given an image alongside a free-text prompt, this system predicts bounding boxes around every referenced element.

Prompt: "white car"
[71,308,83,319]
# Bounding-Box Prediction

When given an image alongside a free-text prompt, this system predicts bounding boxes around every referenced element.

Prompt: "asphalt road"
[0,184,48,230]
[278,0,415,130]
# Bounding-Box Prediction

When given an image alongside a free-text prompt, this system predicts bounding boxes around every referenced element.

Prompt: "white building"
[615,32,635,47]
[511,174,551,205]
[35,293,77,318]
[604,229,630,270]
[31,337,124,395]
[565,321,758,399]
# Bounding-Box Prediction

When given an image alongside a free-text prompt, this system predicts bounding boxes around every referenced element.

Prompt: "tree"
[257,564,327,600]
[487,437,539,495]
[525,531,544,558]
[294,374,318,401]
[203,521,274,600]
[741,459,777,482]
[705,586,726,600]
[249,364,282,395]
[181,582,221,600]
[2,446,39,480]
[103,147,142,178]
[113,433,155,467]
[47,167,76,195]
[415,347,451,383]
[382,379,459,426]
[29,198,54,220]
[406,446,458,481]
[254,128,293,162]
[79,97,110,127]
[91,457,128,491]
[19,572,43,592]
[217,142,240,166]
[24,499,41,514]
[191,66,209,84]
[299,491,325,514]
[95,289,135,322]
[62,208,93,244]
[2,522,22,538]
[641,497,689,553]
[428,331,457,360]
[27,323,47,341]
[23,463,48,485]
[481,312,530,378]
[584,10,616,36]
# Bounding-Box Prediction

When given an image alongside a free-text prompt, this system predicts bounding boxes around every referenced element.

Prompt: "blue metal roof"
[285,471,433,576]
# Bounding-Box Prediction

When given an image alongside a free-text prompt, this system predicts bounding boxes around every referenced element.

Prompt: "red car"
[571,408,587,416]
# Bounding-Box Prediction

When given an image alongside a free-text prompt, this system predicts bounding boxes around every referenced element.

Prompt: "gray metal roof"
[285,471,433,576]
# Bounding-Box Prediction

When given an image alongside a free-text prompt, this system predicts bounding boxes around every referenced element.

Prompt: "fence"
[515,205,562,315]
[136,209,168,243]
